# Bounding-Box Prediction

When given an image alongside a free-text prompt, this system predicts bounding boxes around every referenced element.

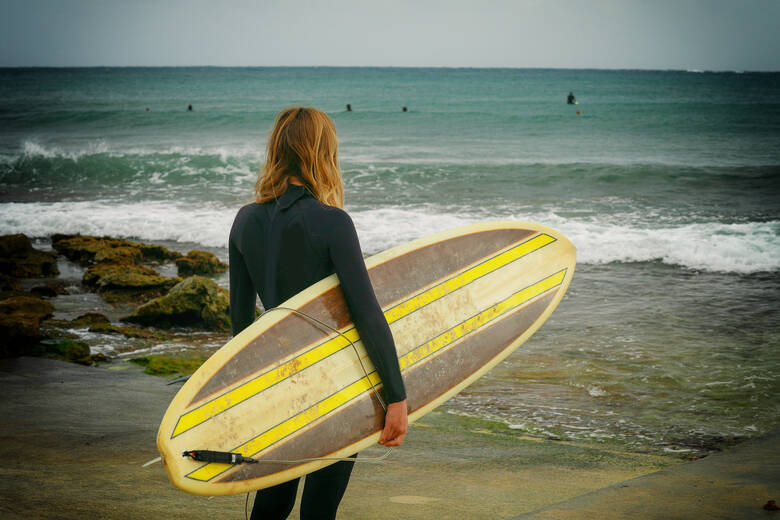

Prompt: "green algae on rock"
[87,321,164,340]
[69,312,111,328]
[39,338,92,365]
[83,263,181,303]
[0,295,56,356]
[52,234,181,266]
[121,276,230,330]
[175,250,228,277]
[130,355,207,376]
[0,234,59,278]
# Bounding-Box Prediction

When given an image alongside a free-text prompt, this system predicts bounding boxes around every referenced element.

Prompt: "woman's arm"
[229,220,259,337]
[324,209,407,404]
[323,209,408,446]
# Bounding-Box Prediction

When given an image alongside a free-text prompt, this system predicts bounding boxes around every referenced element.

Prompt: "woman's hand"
[378,399,408,447]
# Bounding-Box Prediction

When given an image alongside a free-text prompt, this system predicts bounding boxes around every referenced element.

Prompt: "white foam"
[1,202,777,273]
[21,140,111,160]
[15,140,265,162]
[351,207,476,254]
[353,208,780,273]
[543,216,780,274]
[0,200,235,248]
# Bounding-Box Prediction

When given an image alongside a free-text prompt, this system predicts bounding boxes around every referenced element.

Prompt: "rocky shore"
[0,233,232,372]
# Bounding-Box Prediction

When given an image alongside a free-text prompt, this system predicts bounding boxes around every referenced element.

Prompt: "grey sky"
[1,0,778,70]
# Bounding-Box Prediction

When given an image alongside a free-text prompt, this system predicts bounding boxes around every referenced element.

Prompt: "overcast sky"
[1,0,778,70]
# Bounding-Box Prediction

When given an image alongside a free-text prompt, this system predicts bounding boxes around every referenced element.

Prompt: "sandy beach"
[1,356,776,520]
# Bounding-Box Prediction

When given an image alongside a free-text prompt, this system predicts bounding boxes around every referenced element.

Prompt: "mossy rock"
[83,263,181,303]
[175,250,228,277]
[0,296,55,357]
[130,355,206,376]
[40,338,92,365]
[121,276,230,330]
[0,295,55,319]
[70,312,111,328]
[52,234,181,266]
[136,243,182,263]
[0,234,59,278]
[90,352,111,363]
[94,246,143,265]
[87,321,159,339]
[30,281,69,298]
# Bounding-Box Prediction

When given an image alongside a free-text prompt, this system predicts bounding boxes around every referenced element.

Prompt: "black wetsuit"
[229,184,406,520]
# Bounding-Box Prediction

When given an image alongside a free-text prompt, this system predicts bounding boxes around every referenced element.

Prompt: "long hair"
[255,107,344,208]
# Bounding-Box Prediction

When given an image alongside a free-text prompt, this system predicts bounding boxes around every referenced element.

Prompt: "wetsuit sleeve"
[324,210,407,404]
[229,219,257,337]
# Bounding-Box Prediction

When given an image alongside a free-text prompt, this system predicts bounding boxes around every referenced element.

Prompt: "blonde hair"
[255,107,344,208]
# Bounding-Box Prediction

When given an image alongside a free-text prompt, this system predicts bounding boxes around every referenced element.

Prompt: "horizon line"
[0,65,776,73]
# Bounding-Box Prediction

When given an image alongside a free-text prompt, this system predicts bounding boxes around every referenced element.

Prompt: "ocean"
[1,67,778,457]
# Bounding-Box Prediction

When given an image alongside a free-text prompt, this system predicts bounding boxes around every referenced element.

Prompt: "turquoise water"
[1,67,778,456]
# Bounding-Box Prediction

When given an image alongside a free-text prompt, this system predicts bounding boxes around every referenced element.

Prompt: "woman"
[229,107,408,520]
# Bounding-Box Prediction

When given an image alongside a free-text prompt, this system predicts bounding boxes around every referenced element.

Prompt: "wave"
[7,140,265,162]
[5,139,779,170]
[0,200,235,249]
[1,202,777,274]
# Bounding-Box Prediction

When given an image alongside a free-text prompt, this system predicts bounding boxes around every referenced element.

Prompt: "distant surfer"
[229,107,407,519]
[187,104,193,111]
[567,92,577,105]
[402,106,408,112]
[346,103,352,112]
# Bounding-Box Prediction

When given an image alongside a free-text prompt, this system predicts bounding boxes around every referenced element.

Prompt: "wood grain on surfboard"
[158,221,576,496]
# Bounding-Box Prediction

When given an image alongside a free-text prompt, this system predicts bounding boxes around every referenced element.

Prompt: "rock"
[0,274,25,300]
[0,295,56,357]
[0,274,22,292]
[121,276,230,331]
[39,338,92,365]
[0,295,55,319]
[30,280,69,298]
[136,243,182,263]
[129,355,207,376]
[52,234,180,266]
[0,234,59,278]
[94,246,143,265]
[83,263,181,303]
[87,322,158,339]
[175,250,228,277]
[70,312,111,328]
[90,352,111,363]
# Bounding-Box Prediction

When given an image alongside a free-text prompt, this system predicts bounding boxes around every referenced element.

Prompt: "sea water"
[1,67,778,456]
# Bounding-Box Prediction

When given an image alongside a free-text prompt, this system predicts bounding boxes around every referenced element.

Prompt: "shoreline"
[0,356,734,519]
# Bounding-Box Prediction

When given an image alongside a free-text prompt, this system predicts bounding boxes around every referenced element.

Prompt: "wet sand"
[0,357,774,519]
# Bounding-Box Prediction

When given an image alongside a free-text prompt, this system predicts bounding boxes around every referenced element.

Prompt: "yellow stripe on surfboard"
[186,372,383,482]
[172,233,556,438]
[398,268,566,371]
[186,268,566,482]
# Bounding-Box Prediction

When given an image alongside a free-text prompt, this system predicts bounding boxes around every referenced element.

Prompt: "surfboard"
[157,221,576,496]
